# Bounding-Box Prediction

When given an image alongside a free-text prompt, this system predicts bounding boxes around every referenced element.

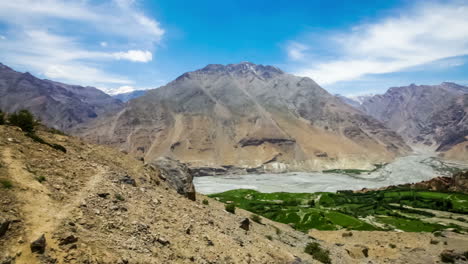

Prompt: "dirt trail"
[2,147,107,264]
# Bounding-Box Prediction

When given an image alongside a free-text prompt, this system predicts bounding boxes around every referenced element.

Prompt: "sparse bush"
[36,176,46,183]
[440,251,456,263]
[50,143,67,153]
[456,217,466,222]
[0,179,13,189]
[342,232,353,237]
[433,231,444,237]
[8,109,36,132]
[0,109,5,125]
[48,127,66,135]
[115,194,125,201]
[265,235,273,240]
[225,203,236,214]
[389,244,397,249]
[304,242,332,264]
[202,199,209,205]
[274,226,282,236]
[251,214,262,224]
[26,132,67,153]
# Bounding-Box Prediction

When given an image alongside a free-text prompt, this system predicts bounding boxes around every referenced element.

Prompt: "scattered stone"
[30,234,46,254]
[362,247,369,257]
[0,217,10,237]
[156,237,170,246]
[290,256,304,264]
[342,232,353,237]
[240,218,250,231]
[59,234,78,246]
[120,175,136,186]
[185,225,192,235]
[97,193,110,198]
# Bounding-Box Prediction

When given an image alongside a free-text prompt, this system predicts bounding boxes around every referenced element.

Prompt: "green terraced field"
[209,188,468,233]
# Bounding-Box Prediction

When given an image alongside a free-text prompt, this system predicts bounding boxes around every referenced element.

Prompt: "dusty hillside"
[310,229,468,264]
[359,83,468,160]
[0,63,123,131]
[76,62,410,173]
[0,125,337,264]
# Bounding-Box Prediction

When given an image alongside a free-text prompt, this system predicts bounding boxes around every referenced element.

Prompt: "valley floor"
[195,153,467,194]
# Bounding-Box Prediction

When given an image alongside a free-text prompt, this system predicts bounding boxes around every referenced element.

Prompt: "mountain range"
[1,62,466,171]
[0,63,123,131]
[339,83,468,161]
[76,62,410,173]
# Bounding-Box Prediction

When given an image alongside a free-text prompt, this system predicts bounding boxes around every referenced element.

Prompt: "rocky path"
[2,147,107,263]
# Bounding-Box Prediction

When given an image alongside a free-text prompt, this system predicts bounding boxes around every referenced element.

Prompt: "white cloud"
[0,0,164,90]
[0,35,6,40]
[287,42,309,61]
[113,50,153,62]
[293,2,468,85]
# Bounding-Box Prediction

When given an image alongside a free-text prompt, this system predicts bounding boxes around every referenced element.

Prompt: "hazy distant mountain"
[360,83,467,160]
[77,62,410,172]
[112,90,148,102]
[0,63,123,131]
[336,94,374,108]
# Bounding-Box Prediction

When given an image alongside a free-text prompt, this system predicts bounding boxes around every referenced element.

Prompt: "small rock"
[59,234,78,246]
[185,225,192,235]
[120,175,136,186]
[0,217,11,237]
[240,218,250,231]
[342,232,353,237]
[157,237,170,246]
[30,234,46,254]
[97,193,110,198]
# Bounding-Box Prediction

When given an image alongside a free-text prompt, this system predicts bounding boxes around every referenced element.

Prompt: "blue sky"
[0,0,467,96]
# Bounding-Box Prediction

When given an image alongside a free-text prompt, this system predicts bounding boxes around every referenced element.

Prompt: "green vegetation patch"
[210,188,468,233]
[0,179,13,189]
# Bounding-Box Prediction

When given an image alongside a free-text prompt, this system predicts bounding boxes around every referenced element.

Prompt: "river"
[194,154,467,194]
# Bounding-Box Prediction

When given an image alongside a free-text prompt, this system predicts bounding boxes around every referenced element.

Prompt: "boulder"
[30,234,46,254]
[240,218,250,231]
[0,217,10,237]
[147,157,196,201]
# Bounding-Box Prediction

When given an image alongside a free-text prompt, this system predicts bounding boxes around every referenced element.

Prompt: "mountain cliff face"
[0,63,123,131]
[359,83,468,160]
[77,62,410,172]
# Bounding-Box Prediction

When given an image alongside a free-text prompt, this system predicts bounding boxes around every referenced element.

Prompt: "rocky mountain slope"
[76,62,410,173]
[0,124,330,264]
[0,63,123,131]
[359,83,468,160]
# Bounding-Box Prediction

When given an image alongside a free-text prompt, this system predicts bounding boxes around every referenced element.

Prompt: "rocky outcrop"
[77,62,410,172]
[148,157,196,201]
[0,63,123,131]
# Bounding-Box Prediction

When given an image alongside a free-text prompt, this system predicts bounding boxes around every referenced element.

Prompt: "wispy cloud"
[287,42,309,61]
[0,0,164,90]
[291,2,468,85]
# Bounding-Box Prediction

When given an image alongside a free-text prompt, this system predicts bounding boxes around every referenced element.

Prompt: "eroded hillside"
[0,125,329,263]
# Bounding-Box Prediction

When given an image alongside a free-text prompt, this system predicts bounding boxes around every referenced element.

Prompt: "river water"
[194,154,467,194]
